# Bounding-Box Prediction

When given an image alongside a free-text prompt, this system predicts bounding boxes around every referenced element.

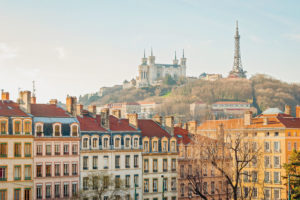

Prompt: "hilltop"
[78,74,300,120]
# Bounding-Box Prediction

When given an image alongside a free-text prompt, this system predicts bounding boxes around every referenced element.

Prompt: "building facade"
[0,92,34,200]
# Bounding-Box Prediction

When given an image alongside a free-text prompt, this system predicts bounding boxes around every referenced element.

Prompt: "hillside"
[78,74,300,119]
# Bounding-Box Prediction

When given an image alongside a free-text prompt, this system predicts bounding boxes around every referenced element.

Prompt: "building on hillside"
[136,49,187,88]
[138,101,159,119]
[77,105,143,200]
[199,73,222,81]
[212,101,255,119]
[174,126,230,200]
[197,105,300,200]
[123,79,137,89]
[31,95,80,200]
[139,115,178,200]
[0,91,34,200]
[190,101,207,117]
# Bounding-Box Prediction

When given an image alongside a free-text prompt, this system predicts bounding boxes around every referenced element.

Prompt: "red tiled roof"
[77,115,107,132]
[138,119,171,138]
[109,115,137,131]
[174,127,191,144]
[31,104,70,117]
[214,101,249,105]
[0,101,29,117]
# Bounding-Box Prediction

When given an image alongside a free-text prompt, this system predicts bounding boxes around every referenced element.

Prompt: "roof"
[109,115,138,131]
[77,115,107,132]
[213,101,249,105]
[0,100,29,117]
[262,108,283,115]
[174,127,191,144]
[31,104,70,117]
[138,119,171,138]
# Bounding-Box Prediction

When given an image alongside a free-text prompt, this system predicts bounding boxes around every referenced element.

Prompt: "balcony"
[0,154,7,158]
[55,173,60,176]
[14,154,21,157]
[25,154,31,157]
[0,177,7,181]
[25,176,31,180]
[46,173,51,177]
[55,152,60,156]
[37,152,42,156]
[14,177,21,181]
[64,152,69,155]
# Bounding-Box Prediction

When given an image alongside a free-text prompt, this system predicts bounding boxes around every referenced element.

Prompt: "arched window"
[24,121,31,134]
[72,125,78,136]
[133,137,139,148]
[93,138,98,149]
[171,140,176,152]
[83,138,88,148]
[36,124,43,137]
[115,137,120,148]
[54,124,61,136]
[125,137,130,148]
[103,137,109,149]
[14,120,21,134]
[0,120,7,134]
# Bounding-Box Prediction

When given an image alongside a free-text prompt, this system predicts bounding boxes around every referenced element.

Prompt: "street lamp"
[161,175,164,200]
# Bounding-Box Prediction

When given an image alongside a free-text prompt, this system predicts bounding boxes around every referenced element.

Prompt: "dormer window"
[14,120,21,134]
[115,137,120,148]
[83,138,88,149]
[1,120,7,135]
[134,137,139,149]
[92,138,98,149]
[125,137,131,148]
[53,123,61,136]
[153,140,158,152]
[144,141,149,152]
[171,141,176,152]
[103,137,109,149]
[36,124,43,137]
[24,121,31,135]
[162,141,167,152]
[71,124,78,137]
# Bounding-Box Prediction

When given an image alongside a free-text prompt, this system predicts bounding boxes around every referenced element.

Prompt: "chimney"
[101,108,110,129]
[182,123,188,130]
[128,113,138,129]
[1,91,9,100]
[18,91,31,113]
[187,121,197,134]
[165,116,174,136]
[76,104,83,116]
[31,96,36,104]
[285,105,291,115]
[175,123,182,128]
[263,117,268,126]
[66,96,77,116]
[296,106,300,118]
[244,111,252,126]
[88,105,97,116]
[112,109,121,118]
[153,114,162,125]
[49,99,58,105]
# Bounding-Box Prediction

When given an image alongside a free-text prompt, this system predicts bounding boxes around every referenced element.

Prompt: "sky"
[0,0,300,103]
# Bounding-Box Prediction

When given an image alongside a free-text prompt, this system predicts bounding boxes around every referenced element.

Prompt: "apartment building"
[0,92,34,200]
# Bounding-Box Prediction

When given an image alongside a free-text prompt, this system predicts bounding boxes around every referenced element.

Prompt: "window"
[134,155,139,168]
[72,144,78,155]
[36,124,43,136]
[211,166,215,176]
[46,144,51,156]
[14,165,21,180]
[171,141,176,152]
[180,165,184,178]
[115,137,120,148]
[64,183,69,197]
[134,137,139,148]
[0,143,7,157]
[83,138,88,149]
[153,178,158,192]
[14,143,21,157]
[0,190,7,200]
[134,175,139,187]
[288,142,292,151]
[171,178,176,191]
[203,164,207,176]
[64,163,69,176]
[103,137,109,149]
[163,159,168,172]
[0,121,7,134]
[203,182,208,194]
[115,155,120,168]
[153,141,158,152]
[36,165,42,177]
[93,156,98,169]
[144,159,149,173]
[274,156,280,168]
[55,184,60,198]
[104,156,108,169]
[144,179,149,192]
[264,171,270,183]
[72,163,77,175]
[55,144,60,155]
[93,176,99,189]
[25,165,31,180]
[294,142,298,150]
[14,188,20,200]
[243,171,249,182]
[115,175,120,188]
[46,185,51,199]
[46,164,51,177]
[252,155,257,167]
[37,144,43,156]
[36,185,42,199]
[188,183,193,197]
[274,171,280,184]
[83,177,89,190]
[92,138,98,149]
[125,155,130,168]
[125,137,130,148]
[24,188,31,200]
[72,125,78,136]
[264,189,271,200]
[274,141,280,152]
[162,141,167,152]
[163,178,168,191]
[55,164,60,176]
[252,171,258,182]
[144,141,149,152]
[153,159,158,172]
[252,187,258,198]
[274,189,280,200]
[103,176,109,189]
[125,175,130,188]
[72,182,77,196]
[24,143,31,157]
[264,156,270,168]
[14,121,21,134]
[24,121,31,134]
[54,124,61,136]
[264,142,270,152]
[180,184,184,197]
[64,144,69,155]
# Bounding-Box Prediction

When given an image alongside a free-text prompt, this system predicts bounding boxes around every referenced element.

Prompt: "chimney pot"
[152,114,162,125]
[77,104,84,116]
[112,109,121,118]
[187,120,197,134]
[285,105,291,115]
[49,99,58,105]
[165,116,174,136]
[1,91,9,101]
[101,108,110,129]
[88,105,97,115]
[18,91,31,113]
[128,113,138,129]
[296,106,300,118]
[66,96,77,116]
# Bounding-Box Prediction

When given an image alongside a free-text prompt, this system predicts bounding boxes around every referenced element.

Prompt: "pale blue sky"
[0,0,300,102]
